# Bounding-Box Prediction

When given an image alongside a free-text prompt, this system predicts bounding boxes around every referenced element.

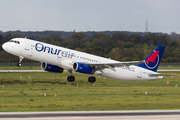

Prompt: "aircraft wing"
[86,61,144,72]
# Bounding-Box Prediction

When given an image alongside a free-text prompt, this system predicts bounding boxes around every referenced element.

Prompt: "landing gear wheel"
[17,62,22,67]
[88,76,96,83]
[67,76,75,82]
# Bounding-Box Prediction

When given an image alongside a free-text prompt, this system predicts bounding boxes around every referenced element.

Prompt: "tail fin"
[137,45,165,72]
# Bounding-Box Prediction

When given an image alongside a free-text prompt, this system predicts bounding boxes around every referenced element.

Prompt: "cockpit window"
[9,40,20,44]
[9,40,14,42]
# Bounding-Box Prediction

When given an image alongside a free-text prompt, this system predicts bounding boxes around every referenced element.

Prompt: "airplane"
[2,37,173,83]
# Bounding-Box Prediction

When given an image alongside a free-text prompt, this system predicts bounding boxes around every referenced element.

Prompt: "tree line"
[0,32,179,62]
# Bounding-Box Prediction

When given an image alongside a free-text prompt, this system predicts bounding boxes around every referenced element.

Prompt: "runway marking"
[0,110,180,118]
[0,70,45,72]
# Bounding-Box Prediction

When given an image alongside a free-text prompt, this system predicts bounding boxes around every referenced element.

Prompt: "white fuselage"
[2,38,163,81]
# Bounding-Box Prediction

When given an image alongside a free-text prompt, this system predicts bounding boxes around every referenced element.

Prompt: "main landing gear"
[67,70,75,82]
[17,56,24,67]
[67,75,96,83]
[67,76,75,82]
[88,76,96,83]
[67,70,96,83]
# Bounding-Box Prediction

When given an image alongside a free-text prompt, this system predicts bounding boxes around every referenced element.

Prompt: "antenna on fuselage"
[25,36,27,39]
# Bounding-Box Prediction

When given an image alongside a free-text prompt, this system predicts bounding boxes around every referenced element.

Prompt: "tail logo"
[145,50,159,69]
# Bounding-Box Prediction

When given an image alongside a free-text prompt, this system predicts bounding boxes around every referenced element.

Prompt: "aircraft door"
[25,39,30,50]
[24,39,33,57]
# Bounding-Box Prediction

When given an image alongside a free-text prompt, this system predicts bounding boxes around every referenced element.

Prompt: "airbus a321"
[2,38,172,82]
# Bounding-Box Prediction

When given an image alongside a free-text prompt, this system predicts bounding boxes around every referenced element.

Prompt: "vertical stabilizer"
[137,45,165,72]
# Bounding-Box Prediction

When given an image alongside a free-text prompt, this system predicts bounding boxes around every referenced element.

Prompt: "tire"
[67,76,75,82]
[17,62,21,67]
[88,76,96,83]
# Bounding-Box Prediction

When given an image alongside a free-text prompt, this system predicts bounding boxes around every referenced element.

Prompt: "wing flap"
[87,61,144,71]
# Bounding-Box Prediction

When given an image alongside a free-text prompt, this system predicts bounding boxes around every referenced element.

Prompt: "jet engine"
[73,62,95,74]
[41,63,64,73]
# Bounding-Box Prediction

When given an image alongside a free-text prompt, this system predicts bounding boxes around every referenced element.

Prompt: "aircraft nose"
[2,42,8,51]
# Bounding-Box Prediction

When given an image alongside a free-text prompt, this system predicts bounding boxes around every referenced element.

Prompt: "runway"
[0,69,44,72]
[0,69,179,72]
[0,110,180,120]
[157,69,180,71]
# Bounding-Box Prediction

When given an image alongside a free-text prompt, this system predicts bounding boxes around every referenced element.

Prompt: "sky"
[0,0,180,34]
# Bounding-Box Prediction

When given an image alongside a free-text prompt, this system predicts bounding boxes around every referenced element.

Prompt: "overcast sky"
[0,0,180,34]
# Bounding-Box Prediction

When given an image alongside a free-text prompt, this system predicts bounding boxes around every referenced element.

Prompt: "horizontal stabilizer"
[149,74,176,77]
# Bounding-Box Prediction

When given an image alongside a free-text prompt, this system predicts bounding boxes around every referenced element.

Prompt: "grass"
[0,71,180,111]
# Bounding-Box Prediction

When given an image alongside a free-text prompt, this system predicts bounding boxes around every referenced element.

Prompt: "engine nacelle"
[73,62,94,74]
[41,63,64,73]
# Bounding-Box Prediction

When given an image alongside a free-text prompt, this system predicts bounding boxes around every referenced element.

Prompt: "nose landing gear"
[17,56,24,67]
